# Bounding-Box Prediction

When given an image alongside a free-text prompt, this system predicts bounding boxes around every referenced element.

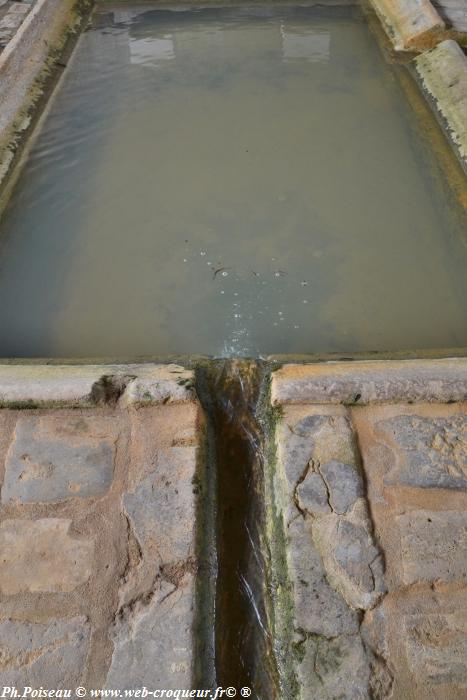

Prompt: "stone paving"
[0,364,204,690]
[0,359,466,697]
[271,359,467,699]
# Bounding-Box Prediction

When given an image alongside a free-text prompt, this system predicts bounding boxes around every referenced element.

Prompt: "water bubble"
[183,259,188,263]
[302,299,309,304]
[221,271,229,277]
[301,281,308,286]
[294,324,300,329]
[234,292,239,296]
[200,251,207,256]
[273,322,278,326]
[220,290,225,294]
[278,311,283,316]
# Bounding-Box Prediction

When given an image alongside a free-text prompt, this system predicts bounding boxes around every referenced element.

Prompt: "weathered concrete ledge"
[271,357,467,405]
[0,362,194,406]
[0,0,87,195]
[414,38,467,172]
[366,0,445,51]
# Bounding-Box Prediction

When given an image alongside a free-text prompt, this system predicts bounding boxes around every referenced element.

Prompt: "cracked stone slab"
[271,359,467,405]
[313,500,386,610]
[106,574,194,689]
[0,364,194,407]
[0,616,90,686]
[2,414,118,503]
[0,518,94,594]
[288,517,360,638]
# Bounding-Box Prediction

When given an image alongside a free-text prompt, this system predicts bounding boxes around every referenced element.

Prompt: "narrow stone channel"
[198,360,279,698]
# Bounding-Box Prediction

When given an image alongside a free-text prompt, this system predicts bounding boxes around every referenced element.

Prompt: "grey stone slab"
[313,502,386,611]
[297,471,331,515]
[0,518,94,594]
[105,575,194,689]
[396,510,467,584]
[2,415,116,503]
[379,413,467,490]
[123,446,198,566]
[288,518,359,637]
[0,616,90,685]
[320,459,364,514]
[297,633,371,700]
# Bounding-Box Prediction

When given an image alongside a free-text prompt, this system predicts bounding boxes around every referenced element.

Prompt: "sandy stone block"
[0,616,90,685]
[2,415,117,503]
[403,609,467,684]
[0,519,94,594]
[396,510,467,584]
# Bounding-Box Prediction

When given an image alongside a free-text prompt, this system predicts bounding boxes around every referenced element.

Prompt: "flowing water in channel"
[0,3,466,357]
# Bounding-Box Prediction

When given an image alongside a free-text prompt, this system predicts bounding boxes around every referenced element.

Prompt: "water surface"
[0,4,466,357]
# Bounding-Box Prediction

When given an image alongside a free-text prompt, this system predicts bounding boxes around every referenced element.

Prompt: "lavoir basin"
[0,3,466,358]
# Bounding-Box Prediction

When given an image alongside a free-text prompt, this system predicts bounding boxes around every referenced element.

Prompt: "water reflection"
[0,5,465,357]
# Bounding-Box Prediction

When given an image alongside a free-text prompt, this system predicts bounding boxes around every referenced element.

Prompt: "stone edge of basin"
[271,357,467,405]
[367,0,446,52]
[0,363,196,407]
[0,0,85,193]
[413,39,467,171]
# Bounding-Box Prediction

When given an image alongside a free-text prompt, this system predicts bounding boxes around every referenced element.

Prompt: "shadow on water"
[200,360,279,699]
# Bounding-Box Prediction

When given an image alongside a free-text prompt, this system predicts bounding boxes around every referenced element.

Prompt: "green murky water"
[0,4,466,357]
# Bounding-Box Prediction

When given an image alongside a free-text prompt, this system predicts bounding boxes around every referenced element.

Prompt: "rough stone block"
[106,574,194,689]
[0,518,94,594]
[0,616,90,685]
[376,412,467,491]
[369,0,445,51]
[313,500,386,610]
[403,609,467,684]
[2,415,117,503]
[288,517,360,638]
[297,633,371,700]
[396,510,467,584]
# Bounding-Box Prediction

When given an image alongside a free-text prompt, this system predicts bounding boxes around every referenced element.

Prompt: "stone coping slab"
[0,363,195,406]
[414,39,467,172]
[271,358,467,405]
[368,0,445,51]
